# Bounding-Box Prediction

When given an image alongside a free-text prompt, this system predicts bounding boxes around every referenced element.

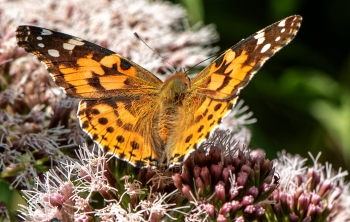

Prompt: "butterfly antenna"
[184,53,219,73]
[134,32,176,72]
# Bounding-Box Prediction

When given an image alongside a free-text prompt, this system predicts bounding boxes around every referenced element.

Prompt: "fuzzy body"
[157,72,190,163]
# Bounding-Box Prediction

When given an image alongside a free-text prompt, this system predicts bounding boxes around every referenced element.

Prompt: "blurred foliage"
[0,181,26,221]
[173,0,350,174]
[179,0,204,24]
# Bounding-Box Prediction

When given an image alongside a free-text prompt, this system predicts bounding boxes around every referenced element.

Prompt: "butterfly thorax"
[157,72,190,155]
[159,72,190,104]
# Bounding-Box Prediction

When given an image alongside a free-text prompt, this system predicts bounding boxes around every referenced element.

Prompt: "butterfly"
[16,15,302,167]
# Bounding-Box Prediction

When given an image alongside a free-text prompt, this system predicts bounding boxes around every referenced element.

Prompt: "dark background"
[171,0,350,173]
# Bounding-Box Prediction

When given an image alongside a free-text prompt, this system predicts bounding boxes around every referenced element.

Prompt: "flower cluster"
[17,133,349,221]
[18,145,187,221]
[172,137,277,221]
[262,152,350,222]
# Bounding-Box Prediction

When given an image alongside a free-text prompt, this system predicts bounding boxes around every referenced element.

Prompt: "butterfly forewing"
[16,26,162,99]
[192,15,302,99]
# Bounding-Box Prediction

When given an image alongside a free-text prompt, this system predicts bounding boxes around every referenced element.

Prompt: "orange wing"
[169,15,302,164]
[16,26,164,167]
[78,97,161,167]
[16,26,162,99]
[168,95,236,164]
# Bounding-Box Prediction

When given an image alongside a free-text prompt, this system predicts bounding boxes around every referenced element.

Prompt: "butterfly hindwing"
[169,96,237,163]
[78,97,160,167]
[16,26,162,99]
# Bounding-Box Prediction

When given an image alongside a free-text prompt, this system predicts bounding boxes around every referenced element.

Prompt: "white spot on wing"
[254,31,265,39]
[281,28,285,33]
[257,37,265,45]
[48,49,60,57]
[254,30,266,45]
[37,36,43,40]
[38,43,44,48]
[260,43,271,53]
[68,38,85,46]
[275,36,281,41]
[63,43,75,50]
[41,29,52,35]
[278,19,286,27]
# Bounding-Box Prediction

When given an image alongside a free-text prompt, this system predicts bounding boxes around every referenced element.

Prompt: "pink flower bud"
[215,181,226,202]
